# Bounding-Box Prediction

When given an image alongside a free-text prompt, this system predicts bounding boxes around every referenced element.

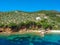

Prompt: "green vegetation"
[0,10,60,32]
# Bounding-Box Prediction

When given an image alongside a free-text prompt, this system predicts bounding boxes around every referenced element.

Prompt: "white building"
[36,17,41,21]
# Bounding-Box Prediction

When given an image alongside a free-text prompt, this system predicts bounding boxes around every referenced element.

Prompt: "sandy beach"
[24,30,60,33]
[50,30,60,33]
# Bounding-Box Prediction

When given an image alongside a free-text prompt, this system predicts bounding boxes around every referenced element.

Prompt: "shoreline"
[0,30,60,36]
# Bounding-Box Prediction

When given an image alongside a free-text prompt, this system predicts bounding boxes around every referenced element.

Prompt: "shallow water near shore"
[0,33,60,45]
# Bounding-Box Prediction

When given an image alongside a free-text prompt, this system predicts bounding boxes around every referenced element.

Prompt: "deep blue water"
[0,33,60,45]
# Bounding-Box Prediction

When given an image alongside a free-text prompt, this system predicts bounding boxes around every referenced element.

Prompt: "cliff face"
[0,10,60,29]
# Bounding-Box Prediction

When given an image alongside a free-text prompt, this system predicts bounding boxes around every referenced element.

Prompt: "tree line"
[0,19,54,32]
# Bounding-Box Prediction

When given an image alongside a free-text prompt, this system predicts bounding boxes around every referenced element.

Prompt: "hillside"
[0,10,60,30]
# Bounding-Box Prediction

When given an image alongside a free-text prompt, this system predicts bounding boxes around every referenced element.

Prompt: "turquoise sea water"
[0,33,60,45]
